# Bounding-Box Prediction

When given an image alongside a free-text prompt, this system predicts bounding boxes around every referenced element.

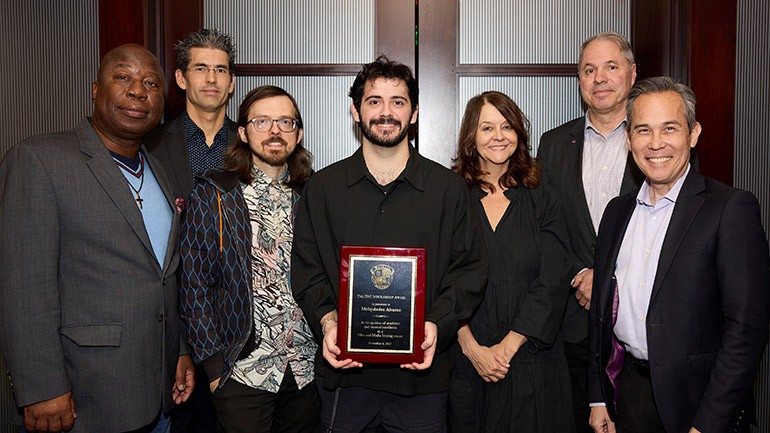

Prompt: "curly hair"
[223,85,313,188]
[348,55,418,115]
[452,91,539,192]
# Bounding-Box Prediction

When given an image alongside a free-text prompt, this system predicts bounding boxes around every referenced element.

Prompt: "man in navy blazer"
[588,77,770,433]
[538,32,642,433]
[145,29,238,433]
[146,29,238,201]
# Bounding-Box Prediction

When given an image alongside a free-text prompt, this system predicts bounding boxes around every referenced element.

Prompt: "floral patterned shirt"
[230,166,317,392]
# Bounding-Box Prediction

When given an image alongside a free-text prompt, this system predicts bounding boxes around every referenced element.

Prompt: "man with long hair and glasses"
[180,85,318,433]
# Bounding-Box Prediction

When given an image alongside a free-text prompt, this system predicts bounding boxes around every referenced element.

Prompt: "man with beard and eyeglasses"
[179,85,319,433]
[291,56,488,433]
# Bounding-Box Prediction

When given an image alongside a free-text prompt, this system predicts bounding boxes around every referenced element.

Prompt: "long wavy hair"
[223,85,313,188]
[452,91,539,192]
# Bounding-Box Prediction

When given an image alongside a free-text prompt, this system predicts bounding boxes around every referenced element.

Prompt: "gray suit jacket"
[537,117,644,342]
[0,119,183,432]
[146,114,238,200]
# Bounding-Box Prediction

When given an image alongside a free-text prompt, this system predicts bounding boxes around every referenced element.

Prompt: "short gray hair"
[579,32,635,67]
[626,76,698,130]
[175,29,236,74]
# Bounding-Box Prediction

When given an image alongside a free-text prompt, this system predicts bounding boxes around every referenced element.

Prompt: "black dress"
[449,184,576,433]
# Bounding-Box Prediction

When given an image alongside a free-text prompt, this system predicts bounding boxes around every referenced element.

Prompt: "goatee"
[254,137,290,167]
[359,116,408,148]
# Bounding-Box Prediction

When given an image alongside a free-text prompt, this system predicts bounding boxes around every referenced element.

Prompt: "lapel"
[620,151,645,195]
[219,185,251,268]
[225,117,238,147]
[567,118,597,237]
[77,119,159,270]
[144,147,181,274]
[649,170,705,304]
[163,116,239,198]
[603,193,637,310]
[162,117,195,197]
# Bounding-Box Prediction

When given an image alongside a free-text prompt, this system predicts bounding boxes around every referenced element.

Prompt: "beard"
[358,116,409,148]
[253,136,291,167]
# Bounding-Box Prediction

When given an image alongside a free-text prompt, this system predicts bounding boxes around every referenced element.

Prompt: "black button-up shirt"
[291,145,488,395]
[183,112,229,186]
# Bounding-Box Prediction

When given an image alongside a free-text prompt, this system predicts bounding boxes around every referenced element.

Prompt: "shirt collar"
[636,164,691,206]
[345,144,425,191]
[584,114,627,138]
[250,163,289,189]
[182,112,230,146]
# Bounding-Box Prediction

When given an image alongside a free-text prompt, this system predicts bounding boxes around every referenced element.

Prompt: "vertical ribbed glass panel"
[1,0,98,158]
[735,3,770,433]
[459,77,583,156]
[231,77,361,170]
[1,2,97,427]
[459,0,630,64]
[205,0,375,63]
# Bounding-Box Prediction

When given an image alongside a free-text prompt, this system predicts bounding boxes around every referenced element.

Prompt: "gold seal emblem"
[370,264,395,290]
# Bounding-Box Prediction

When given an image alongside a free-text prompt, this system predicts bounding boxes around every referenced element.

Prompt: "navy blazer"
[588,168,770,433]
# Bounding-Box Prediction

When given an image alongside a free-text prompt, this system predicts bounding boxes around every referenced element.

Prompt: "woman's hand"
[458,325,509,382]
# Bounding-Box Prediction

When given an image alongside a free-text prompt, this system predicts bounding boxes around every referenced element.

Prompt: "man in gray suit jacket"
[0,44,194,432]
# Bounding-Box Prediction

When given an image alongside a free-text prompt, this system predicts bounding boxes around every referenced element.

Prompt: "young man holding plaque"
[291,56,489,432]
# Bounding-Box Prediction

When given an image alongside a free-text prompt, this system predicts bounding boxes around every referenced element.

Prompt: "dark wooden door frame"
[134,0,414,120]
[632,0,735,185]
[99,0,736,184]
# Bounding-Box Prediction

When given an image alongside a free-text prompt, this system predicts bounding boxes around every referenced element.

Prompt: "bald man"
[0,44,193,433]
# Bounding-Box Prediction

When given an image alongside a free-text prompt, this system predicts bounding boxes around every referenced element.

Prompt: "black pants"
[317,378,447,433]
[171,365,219,433]
[212,369,320,433]
[616,355,666,433]
[564,338,592,433]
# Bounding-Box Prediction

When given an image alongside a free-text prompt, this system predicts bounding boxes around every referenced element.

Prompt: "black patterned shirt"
[182,112,229,186]
[230,165,317,392]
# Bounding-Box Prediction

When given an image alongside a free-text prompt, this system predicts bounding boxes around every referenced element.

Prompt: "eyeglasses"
[248,116,298,133]
[187,66,230,76]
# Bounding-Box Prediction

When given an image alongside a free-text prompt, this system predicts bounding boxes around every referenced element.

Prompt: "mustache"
[261,137,288,146]
[370,116,401,127]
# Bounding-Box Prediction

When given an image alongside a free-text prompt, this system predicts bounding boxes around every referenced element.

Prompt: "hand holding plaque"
[338,246,426,364]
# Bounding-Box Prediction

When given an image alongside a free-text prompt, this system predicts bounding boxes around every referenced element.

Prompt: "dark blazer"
[537,117,644,342]
[588,168,770,433]
[146,114,238,200]
[0,119,183,432]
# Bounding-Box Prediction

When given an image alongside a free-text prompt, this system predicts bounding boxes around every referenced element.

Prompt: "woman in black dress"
[449,91,575,433]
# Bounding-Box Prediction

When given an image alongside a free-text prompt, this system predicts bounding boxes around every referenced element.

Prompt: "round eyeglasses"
[248,116,298,133]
